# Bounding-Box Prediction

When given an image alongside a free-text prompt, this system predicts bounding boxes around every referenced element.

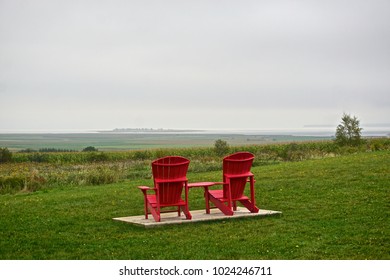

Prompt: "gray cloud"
[1,0,389,131]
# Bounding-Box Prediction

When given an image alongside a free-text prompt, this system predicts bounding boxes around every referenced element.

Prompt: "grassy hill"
[1,150,389,259]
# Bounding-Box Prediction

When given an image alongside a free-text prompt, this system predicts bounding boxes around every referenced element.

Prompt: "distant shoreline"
[0,127,388,137]
[99,128,204,133]
[1,128,388,152]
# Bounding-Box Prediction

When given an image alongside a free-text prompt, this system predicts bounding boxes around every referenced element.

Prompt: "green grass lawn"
[0,151,389,259]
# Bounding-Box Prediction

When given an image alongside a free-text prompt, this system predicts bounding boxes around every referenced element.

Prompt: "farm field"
[0,150,389,260]
[0,132,331,151]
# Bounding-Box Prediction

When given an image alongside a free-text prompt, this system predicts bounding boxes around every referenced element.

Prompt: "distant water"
[1,127,389,137]
[160,127,389,137]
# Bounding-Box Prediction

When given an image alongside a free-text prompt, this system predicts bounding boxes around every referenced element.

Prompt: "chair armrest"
[204,182,228,192]
[137,186,156,195]
[213,182,228,185]
[138,186,151,191]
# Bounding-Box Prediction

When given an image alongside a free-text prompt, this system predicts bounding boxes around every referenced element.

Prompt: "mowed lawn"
[0,151,389,259]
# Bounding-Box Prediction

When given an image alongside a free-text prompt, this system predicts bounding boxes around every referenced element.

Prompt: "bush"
[86,152,109,162]
[18,148,37,153]
[214,139,229,157]
[132,150,152,161]
[39,148,77,153]
[366,138,390,151]
[83,146,98,152]
[0,175,25,194]
[0,148,12,163]
[280,143,307,161]
[27,153,50,163]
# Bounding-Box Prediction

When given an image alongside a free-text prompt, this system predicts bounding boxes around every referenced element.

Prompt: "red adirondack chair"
[138,156,192,222]
[205,152,259,215]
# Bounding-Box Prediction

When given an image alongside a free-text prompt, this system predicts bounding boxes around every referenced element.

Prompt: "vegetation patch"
[1,138,389,194]
[0,151,388,259]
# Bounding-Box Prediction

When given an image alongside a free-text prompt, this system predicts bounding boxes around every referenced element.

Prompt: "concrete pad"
[113,207,282,228]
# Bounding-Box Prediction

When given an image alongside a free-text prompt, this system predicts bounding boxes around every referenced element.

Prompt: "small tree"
[214,139,229,156]
[335,113,363,146]
[82,146,98,152]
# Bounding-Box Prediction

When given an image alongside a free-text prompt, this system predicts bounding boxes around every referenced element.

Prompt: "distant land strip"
[99,128,204,133]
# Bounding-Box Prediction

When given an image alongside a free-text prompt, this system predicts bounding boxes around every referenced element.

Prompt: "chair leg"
[180,205,192,220]
[149,205,161,222]
[209,196,233,216]
[205,191,211,214]
[240,199,259,213]
[144,197,149,219]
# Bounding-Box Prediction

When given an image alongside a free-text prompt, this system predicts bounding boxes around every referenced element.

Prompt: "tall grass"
[1,138,389,194]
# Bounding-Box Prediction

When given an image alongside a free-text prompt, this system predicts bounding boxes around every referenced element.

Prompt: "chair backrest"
[222,152,254,199]
[152,156,190,204]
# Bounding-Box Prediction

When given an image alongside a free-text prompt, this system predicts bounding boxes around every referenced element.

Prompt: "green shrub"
[83,146,98,152]
[86,167,118,185]
[366,138,390,151]
[132,150,152,160]
[86,152,109,162]
[0,147,12,163]
[214,139,229,157]
[24,170,47,192]
[39,148,77,152]
[27,153,50,163]
[280,143,307,161]
[18,148,37,153]
[0,175,25,194]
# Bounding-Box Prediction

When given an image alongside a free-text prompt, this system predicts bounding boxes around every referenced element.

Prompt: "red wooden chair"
[205,152,259,216]
[138,156,192,222]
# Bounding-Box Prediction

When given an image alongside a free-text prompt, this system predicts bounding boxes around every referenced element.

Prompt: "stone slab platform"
[113,207,282,228]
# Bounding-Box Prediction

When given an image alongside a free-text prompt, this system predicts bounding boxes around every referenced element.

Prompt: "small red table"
[188,181,224,214]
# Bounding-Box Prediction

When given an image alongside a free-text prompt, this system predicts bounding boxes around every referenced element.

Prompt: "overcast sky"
[1,0,389,132]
